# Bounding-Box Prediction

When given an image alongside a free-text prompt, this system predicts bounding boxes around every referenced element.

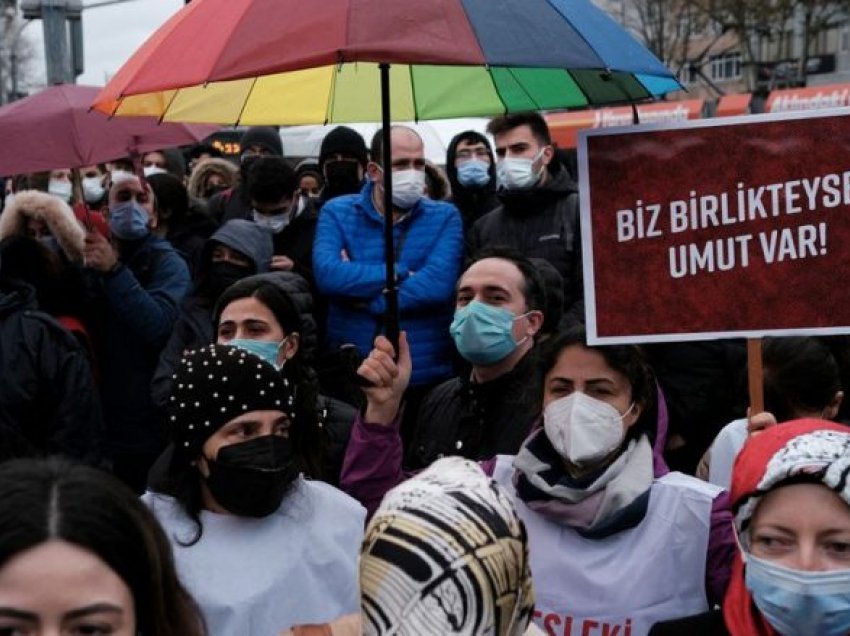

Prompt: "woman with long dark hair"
[0,457,205,636]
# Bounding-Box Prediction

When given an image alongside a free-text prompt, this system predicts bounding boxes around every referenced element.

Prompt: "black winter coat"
[271,200,319,287]
[645,340,747,473]
[207,185,253,225]
[406,348,542,470]
[0,281,105,465]
[468,165,583,327]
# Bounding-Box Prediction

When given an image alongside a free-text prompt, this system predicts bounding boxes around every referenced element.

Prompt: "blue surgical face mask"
[449,300,529,366]
[109,200,150,240]
[229,338,286,370]
[456,159,491,188]
[745,552,850,636]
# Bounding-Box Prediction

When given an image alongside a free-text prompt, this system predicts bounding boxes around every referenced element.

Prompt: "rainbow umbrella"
[94,0,681,347]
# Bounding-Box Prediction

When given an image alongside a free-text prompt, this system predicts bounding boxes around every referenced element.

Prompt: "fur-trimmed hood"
[187,157,239,200]
[0,191,85,264]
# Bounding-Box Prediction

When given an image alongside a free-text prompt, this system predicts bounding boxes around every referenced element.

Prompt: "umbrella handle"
[380,63,400,358]
[70,168,84,208]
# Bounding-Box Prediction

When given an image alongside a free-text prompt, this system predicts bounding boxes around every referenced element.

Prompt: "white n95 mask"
[543,392,632,465]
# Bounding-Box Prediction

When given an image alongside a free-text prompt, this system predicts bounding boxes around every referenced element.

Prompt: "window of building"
[709,52,742,81]
[678,62,698,85]
[842,27,850,52]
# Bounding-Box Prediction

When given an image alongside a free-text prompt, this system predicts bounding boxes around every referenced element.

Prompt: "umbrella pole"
[380,62,400,356]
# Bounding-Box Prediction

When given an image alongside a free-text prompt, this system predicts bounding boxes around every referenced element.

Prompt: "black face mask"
[323,161,362,198]
[205,435,298,518]
[207,261,253,298]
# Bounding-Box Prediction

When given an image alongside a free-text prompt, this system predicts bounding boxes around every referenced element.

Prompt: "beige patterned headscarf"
[360,457,534,636]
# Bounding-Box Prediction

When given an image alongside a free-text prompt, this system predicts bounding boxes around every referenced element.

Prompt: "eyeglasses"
[455,148,490,161]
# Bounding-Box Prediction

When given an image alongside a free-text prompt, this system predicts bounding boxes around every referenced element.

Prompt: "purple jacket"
[341,412,735,606]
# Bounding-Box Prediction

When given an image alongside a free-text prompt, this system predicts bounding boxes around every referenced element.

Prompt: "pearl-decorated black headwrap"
[167,344,296,462]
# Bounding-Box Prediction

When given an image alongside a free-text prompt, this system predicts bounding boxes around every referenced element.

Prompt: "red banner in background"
[546,99,704,149]
[579,109,850,344]
[765,83,850,113]
[715,93,751,117]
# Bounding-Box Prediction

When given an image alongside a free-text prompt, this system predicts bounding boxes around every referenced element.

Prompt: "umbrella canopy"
[93,0,682,124]
[91,0,682,351]
[0,84,218,174]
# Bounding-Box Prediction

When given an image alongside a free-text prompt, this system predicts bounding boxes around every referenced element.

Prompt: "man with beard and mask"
[356,247,548,470]
[150,218,273,413]
[317,125,368,206]
[313,125,463,394]
[83,174,191,493]
[207,126,284,225]
[468,112,583,328]
[146,344,364,635]
[445,130,499,233]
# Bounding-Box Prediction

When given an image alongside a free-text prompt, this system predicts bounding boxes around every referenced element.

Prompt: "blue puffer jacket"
[313,181,462,386]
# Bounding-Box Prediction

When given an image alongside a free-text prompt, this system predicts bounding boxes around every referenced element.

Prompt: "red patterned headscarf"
[723,418,850,636]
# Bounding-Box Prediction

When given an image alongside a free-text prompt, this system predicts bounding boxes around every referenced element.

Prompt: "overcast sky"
[21,0,490,155]
[27,0,183,86]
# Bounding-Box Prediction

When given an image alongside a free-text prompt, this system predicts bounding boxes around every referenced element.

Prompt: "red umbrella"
[0,84,219,175]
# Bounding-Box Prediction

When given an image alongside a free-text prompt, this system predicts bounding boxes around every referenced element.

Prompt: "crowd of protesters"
[0,113,848,636]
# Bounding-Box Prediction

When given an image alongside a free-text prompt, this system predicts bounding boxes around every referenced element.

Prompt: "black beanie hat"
[239,126,284,157]
[161,147,187,178]
[319,126,368,169]
[167,344,296,461]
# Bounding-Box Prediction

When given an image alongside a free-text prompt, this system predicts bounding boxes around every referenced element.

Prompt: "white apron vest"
[144,478,365,636]
[493,456,721,636]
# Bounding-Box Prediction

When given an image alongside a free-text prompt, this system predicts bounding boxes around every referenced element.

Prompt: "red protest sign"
[580,109,850,344]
